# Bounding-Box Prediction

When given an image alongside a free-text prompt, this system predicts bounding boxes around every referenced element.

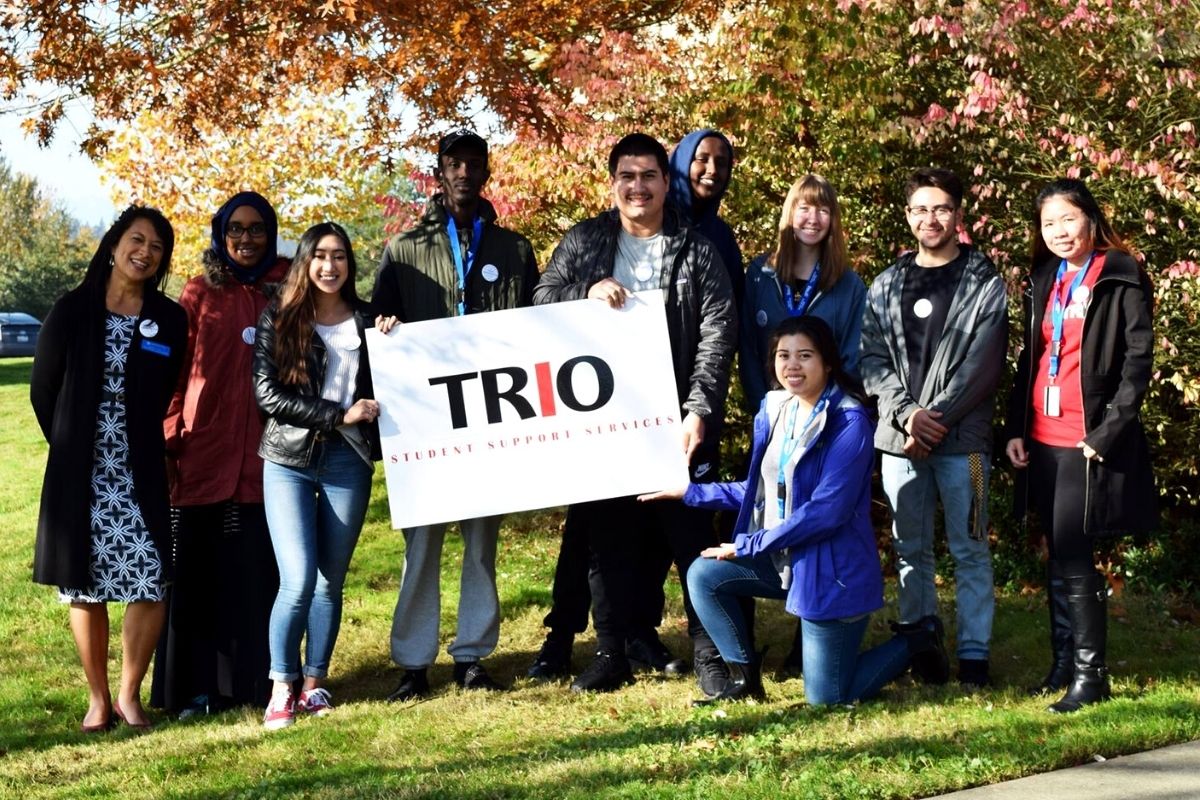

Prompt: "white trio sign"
[366,291,689,529]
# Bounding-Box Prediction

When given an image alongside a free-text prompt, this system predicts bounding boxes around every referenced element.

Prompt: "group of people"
[30,125,1156,735]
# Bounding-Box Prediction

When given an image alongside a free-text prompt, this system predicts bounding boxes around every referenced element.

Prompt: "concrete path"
[933,739,1200,798]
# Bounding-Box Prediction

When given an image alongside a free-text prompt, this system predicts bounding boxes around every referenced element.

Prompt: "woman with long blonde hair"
[741,175,866,412]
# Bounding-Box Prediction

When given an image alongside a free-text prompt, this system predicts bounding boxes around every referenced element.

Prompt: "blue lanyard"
[1047,252,1093,379]
[446,215,484,316]
[782,262,820,316]
[776,385,831,517]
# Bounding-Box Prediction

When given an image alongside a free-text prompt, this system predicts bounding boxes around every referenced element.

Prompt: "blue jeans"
[801,617,910,705]
[880,452,994,660]
[688,554,911,704]
[686,554,787,664]
[263,436,373,682]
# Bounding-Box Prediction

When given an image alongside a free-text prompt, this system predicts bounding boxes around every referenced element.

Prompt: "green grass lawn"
[1,356,1197,799]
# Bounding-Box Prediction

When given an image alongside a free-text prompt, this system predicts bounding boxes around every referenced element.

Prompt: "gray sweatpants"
[389,515,503,669]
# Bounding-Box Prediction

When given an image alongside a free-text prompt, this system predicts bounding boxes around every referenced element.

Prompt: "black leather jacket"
[533,207,736,421]
[253,302,381,468]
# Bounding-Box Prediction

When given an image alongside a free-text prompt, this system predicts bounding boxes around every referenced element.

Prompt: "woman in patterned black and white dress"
[31,206,187,732]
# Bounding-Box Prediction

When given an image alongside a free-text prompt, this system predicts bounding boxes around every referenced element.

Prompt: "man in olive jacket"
[533,132,736,695]
[373,130,539,701]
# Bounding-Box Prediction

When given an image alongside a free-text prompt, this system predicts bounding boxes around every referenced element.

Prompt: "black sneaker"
[455,661,507,691]
[626,633,689,676]
[694,650,731,698]
[386,668,430,702]
[570,649,635,693]
[527,635,573,682]
[957,658,991,689]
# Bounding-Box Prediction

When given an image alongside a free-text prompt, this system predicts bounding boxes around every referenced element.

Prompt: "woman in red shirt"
[1005,179,1156,713]
[151,192,291,717]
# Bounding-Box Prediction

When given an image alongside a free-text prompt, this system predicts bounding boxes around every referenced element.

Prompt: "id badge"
[1043,385,1061,417]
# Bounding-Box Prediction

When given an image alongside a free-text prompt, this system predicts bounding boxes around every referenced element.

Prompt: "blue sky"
[0,111,118,227]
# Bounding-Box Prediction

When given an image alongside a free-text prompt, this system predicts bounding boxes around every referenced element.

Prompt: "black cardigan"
[1004,249,1157,537]
[30,283,187,590]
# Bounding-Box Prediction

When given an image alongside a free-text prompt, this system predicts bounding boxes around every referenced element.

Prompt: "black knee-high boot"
[1048,571,1111,713]
[1028,562,1074,696]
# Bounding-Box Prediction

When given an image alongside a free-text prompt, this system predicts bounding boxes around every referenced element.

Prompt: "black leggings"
[1029,441,1094,576]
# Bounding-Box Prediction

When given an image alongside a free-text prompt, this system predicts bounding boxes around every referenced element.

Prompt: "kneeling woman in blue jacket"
[644,315,941,704]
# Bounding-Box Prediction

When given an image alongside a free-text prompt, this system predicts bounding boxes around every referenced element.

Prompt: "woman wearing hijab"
[150,192,291,717]
[32,206,186,731]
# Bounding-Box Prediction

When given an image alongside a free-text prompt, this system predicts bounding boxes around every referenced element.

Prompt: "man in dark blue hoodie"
[668,129,744,309]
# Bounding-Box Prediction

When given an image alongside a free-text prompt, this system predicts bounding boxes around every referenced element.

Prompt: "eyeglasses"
[906,205,957,220]
[227,222,268,239]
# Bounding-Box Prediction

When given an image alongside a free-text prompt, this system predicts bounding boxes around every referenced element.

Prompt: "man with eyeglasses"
[859,167,1007,689]
[372,129,539,701]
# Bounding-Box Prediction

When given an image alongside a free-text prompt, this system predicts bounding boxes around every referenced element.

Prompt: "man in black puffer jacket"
[532,133,736,696]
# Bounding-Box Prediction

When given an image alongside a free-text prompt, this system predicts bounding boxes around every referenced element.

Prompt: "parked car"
[0,312,41,357]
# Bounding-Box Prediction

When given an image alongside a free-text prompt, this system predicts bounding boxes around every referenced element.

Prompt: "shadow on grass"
[0,358,32,386]
[499,583,553,618]
[148,693,1200,800]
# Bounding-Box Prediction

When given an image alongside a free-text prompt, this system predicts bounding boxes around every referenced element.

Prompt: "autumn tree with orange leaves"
[0,0,707,157]
[99,93,405,280]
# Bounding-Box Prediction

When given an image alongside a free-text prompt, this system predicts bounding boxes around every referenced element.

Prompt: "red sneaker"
[262,692,296,730]
[298,688,334,717]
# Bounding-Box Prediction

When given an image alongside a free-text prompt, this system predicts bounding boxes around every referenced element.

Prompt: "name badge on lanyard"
[1043,253,1093,417]
[447,215,484,316]
[776,385,831,518]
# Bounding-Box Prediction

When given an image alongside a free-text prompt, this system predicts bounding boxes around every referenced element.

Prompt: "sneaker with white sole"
[298,687,334,717]
[262,692,296,730]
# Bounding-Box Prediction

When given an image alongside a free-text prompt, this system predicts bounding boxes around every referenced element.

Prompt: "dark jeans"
[577,494,717,652]
[1029,441,1093,574]
[541,505,668,639]
[543,432,722,644]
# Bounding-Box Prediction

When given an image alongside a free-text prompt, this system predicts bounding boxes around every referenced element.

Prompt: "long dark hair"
[273,222,359,385]
[766,315,869,406]
[81,205,174,292]
[1032,178,1131,266]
